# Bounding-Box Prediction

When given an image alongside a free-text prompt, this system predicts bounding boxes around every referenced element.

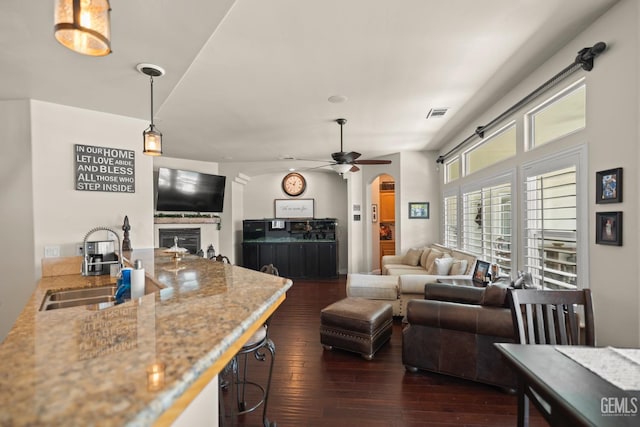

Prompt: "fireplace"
[158,228,201,254]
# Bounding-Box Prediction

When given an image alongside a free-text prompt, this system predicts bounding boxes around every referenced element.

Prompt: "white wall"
[30,101,155,268]
[398,151,441,251]
[0,100,35,341]
[0,100,155,340]
[242,170,349,273]
[438,0,640,347]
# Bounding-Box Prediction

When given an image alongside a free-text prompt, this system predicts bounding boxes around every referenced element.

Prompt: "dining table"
[495,343,640,427]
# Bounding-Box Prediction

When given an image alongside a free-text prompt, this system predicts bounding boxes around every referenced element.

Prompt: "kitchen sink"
[40,285,117,311]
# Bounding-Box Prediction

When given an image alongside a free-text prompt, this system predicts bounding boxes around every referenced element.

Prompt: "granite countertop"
[0,249,292,426]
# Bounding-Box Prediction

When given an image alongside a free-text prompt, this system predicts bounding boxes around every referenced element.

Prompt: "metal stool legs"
[220,325,276,427]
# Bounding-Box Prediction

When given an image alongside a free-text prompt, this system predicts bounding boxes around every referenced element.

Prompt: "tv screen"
[156,167,226,213]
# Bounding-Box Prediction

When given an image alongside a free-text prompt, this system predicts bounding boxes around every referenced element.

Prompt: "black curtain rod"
[436,41,607,164]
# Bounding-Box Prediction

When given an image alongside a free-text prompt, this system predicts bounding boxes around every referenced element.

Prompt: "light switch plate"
[44,245,60,258]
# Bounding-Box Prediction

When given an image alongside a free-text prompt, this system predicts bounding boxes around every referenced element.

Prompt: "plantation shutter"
[523,166,577,289]
[443,195,458,248]
[462,182,512,274]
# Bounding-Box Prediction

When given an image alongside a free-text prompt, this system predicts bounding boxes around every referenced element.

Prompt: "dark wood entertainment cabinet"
[242,219,338,279]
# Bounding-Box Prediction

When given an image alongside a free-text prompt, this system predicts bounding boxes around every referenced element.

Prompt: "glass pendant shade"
[331,163,352,174]
[54,0,111,56]
[143,125,162,156]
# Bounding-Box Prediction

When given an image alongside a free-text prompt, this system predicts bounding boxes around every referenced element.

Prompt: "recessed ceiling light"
[328,95,348,104]
[288,168,296,172]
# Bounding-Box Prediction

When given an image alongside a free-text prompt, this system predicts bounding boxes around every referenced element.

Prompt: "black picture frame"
[472,260,491,285]
[408,202,429,219]
[595,211,622,246]
[596,167,622,204]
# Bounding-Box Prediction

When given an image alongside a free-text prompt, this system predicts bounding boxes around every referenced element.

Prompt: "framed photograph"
[472,260,491,285]
[274,199,314,218]
[596,167,622,204]
[371,204,378,223]
[408,202,429,219]
[596,211,622,246]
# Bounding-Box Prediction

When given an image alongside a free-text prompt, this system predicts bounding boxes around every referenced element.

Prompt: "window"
[526,80,585,150]
[462,181,512,274]
[523,166,577,289]
[443,195,457,247]
[464,123,516,175]
[445,158,460,183]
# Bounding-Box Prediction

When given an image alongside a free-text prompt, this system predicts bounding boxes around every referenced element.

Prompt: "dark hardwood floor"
[226,276,546,427]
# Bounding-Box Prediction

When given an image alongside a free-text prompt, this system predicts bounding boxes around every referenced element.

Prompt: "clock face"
[282,172,306,197]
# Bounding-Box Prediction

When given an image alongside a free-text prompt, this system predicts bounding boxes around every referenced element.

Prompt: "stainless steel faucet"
[81,226,123,276]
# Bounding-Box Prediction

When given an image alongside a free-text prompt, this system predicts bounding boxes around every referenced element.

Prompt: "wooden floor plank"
[221,276,546,426]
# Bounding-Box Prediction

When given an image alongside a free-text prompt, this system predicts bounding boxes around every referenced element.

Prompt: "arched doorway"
[371,174,395,272]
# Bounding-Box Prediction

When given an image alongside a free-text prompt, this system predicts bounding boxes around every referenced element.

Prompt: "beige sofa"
[347,244,478,316]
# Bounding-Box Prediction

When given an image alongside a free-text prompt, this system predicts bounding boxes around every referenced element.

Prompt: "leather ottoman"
[320,297,393,360]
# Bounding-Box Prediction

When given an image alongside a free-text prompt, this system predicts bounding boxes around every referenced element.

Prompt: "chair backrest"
[260,264,279,276]
[214,254,231,264]
[507,289,595,346]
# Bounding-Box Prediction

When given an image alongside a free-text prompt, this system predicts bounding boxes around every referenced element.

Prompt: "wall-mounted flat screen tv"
[156,167,226,212]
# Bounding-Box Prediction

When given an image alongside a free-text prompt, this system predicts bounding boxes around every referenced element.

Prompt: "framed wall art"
[596,167,622,204]
[408,202,429,219]
[274,199,314,218]
[595,211,622,246]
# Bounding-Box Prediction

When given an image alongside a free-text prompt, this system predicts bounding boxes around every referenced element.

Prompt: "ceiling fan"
[325,118,392,173]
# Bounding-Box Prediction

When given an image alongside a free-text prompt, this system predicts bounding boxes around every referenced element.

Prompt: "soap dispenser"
[115,267,132,304]
[131,259,145,299]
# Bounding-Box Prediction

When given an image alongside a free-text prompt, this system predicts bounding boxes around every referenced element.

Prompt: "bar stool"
[219,266,279,427]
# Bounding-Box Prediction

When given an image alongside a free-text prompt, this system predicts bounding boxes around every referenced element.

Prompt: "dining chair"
[506,288,595,427]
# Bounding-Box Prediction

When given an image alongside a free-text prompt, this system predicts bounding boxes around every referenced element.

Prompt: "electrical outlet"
[44,245,60,258]
[77,244,84,256]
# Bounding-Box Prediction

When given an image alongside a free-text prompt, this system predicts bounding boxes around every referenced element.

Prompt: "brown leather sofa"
[402,282,516,390]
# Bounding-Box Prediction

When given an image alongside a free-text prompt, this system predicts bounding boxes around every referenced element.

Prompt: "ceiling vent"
[426,108,448,119]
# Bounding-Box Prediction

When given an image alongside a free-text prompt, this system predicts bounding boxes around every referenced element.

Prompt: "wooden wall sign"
[75,144,135,193]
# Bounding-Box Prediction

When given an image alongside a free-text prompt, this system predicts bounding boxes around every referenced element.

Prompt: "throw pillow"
[424,249,444,274]
[403,248,423,266]
[449,259,468,275]
[480,282,511,307]
[419,247,432,268]
[434,256,455,275]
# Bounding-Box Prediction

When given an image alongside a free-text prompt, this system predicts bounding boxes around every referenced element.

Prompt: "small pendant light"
[54,0,112,56]
[137,64,165,156]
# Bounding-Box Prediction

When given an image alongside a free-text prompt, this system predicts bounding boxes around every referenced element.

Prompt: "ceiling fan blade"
[301,162,337,172]
[295,157,333,163]
[350,165,360,173]
[331,151,347,162]
[353,159,392,165]
[341,151,361,163]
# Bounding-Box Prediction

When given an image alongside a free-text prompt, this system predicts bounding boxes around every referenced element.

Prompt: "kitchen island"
[0,249,292,426]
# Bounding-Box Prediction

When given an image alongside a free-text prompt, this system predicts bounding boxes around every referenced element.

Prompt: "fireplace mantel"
[154,217,220,225]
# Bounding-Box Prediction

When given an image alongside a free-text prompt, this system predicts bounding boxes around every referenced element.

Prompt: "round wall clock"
[282,172,306,197]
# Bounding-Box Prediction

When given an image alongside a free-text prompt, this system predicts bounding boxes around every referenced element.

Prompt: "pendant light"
[54,0,112,56]
[137,64,165,156]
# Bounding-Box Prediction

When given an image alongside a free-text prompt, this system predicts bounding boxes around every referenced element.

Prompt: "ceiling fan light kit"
[331,163,353,174]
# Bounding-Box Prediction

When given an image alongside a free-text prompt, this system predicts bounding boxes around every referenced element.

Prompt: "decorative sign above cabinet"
[75,144,135,193]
